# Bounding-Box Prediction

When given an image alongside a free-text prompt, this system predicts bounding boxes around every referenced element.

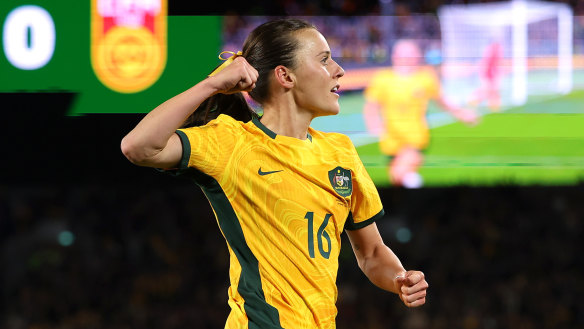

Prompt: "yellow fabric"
[365,67,440,155]
[176,114,383,329]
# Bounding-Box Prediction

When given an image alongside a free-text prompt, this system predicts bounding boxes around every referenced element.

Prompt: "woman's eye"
[322,57,329,64]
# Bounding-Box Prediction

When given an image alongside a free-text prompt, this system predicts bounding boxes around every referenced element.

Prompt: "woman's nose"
[332,59,345,78]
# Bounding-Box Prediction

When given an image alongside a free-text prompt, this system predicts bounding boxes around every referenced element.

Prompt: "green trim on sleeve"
[344,208,385,231]
[177,168,283,329]
[154,130,193,177]
[174,130,191,169]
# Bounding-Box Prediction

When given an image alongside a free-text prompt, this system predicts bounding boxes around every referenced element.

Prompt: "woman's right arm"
[120,57,258,169]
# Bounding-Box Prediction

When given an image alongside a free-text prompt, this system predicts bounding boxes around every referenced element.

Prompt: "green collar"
[252,116,312,142]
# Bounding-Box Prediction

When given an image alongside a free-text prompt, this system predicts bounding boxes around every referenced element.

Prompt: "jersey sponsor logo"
[258,167,283,176]
[328,167,352,197]
[91,0,167,93]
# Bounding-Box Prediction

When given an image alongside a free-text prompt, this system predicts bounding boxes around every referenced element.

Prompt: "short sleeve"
[344,140,384,230]
[173,114,240,179]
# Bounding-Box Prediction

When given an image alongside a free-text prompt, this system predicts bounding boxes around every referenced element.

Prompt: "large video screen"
[1,1,583,187]
[222,11,584,187]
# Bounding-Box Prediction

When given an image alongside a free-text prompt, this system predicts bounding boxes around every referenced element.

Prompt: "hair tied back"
[208,51,243,77]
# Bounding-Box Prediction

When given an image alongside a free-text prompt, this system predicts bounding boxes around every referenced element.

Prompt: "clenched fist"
[207,56,259,95]
[395,270,428,307]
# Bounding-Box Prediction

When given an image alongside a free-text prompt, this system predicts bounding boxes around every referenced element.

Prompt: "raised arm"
[346,223,428,307]
[120,57,258,168]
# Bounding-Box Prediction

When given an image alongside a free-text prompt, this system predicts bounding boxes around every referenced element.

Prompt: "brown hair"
[183,18,315,127]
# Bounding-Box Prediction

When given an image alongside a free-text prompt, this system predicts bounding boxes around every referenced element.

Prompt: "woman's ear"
[273,65,295,89]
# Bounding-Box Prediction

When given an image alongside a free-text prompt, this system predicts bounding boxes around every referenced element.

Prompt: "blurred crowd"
[221,1,584,69]
[185,0,583,16]
[222,14,441,68]
[1,183,582,329]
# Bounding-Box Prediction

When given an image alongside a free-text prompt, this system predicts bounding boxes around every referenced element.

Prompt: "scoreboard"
[0,0,221,114]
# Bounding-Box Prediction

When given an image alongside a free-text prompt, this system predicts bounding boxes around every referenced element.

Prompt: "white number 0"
[3,5,56,70]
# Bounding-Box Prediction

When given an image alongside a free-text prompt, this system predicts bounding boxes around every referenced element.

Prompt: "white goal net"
[438,0,573,107]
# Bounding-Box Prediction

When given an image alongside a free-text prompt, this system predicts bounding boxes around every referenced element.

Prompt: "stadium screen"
[1,1,583,186]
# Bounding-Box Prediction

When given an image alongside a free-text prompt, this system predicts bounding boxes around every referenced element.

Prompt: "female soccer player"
[121,19,428,329]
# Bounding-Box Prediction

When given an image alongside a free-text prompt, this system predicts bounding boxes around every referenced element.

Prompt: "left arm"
[347,223,428,307]
[435,96,478,125]
[428,66,478,125]
[363,101,384,136]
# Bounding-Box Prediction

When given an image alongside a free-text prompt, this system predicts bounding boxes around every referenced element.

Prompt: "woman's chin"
[320,105,341,117]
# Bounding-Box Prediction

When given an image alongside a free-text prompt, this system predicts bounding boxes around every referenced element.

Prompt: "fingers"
[211,56,259,94]
[398,270,428,308]
[402,293,426,307]
[235,68,253,92]
[404,271,425,286]
[401,279,428,297]
[238,59,258,92]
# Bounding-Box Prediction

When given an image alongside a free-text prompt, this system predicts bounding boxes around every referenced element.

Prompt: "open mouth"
[331,85,340,93]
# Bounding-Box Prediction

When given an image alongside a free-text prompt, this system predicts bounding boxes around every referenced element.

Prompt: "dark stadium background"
[1,1,583,328]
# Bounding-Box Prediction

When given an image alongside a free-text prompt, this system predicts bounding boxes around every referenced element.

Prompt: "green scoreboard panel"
[0,1,221,114]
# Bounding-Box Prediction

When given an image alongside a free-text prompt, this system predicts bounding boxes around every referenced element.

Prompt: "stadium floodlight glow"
[2,5,56,70]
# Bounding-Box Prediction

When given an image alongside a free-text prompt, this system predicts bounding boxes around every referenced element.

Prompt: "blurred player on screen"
[363,39,478,188]
[469,40,503,111]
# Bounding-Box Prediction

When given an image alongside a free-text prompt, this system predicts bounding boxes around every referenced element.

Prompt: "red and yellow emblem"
[91,0,167,93]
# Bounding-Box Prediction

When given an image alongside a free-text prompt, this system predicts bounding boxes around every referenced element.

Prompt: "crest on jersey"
[328,167,352,197]
[91,0,167,93]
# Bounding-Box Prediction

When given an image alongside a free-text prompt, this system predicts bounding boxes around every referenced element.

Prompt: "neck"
[261,97,313,140]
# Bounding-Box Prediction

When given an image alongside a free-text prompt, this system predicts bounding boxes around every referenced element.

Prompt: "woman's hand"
[207,57,259,95]
[395,270,428,307]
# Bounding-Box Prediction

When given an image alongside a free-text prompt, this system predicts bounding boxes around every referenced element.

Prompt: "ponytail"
[183,18,315,128]
[182,92,257,128]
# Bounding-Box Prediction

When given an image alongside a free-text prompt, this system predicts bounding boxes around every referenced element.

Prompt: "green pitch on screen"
[0,1,221,114]
[355,91,584,187]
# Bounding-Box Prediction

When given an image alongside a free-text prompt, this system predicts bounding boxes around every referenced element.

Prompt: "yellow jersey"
[169,114,383,329]
[365,67,440,155]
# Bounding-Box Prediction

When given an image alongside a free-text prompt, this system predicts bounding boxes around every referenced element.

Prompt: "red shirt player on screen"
[470,40,503,111]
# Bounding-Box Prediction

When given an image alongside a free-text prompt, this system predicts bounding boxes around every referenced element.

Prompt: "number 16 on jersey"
[305,212,332,259]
